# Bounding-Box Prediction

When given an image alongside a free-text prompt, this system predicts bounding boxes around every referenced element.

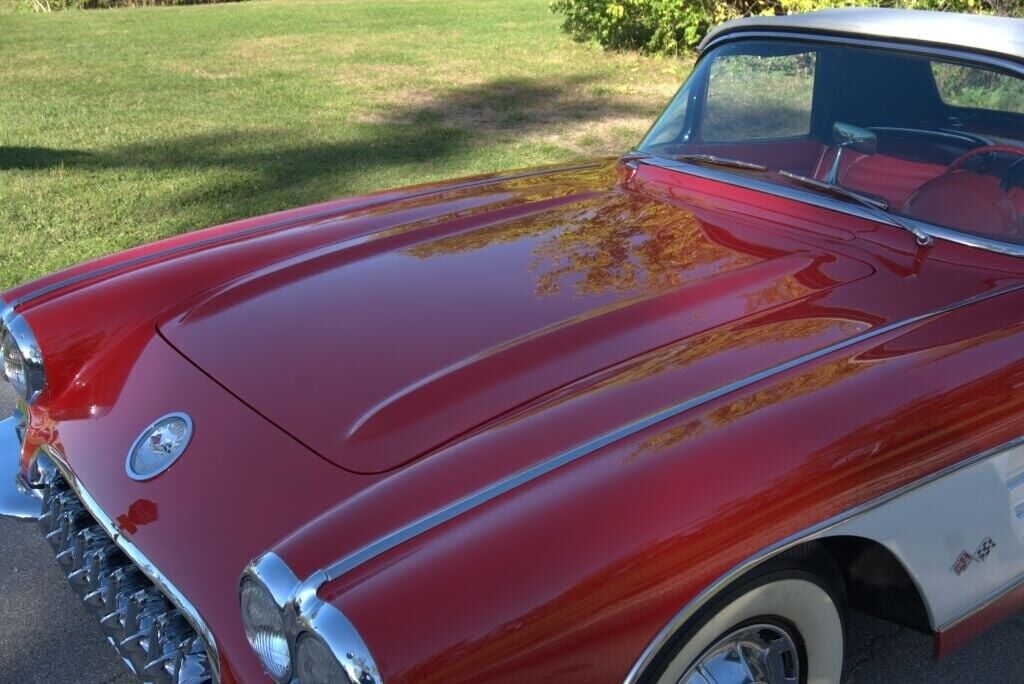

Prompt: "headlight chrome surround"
[240,552,381,684]
[0,300,47,405]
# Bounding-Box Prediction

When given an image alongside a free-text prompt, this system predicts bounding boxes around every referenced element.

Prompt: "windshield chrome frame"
[639,31,1024,259]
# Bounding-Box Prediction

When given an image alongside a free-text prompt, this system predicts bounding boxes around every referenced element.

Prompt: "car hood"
[159,159,877,473]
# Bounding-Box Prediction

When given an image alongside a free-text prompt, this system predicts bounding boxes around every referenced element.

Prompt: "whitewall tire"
[656,569,845,684]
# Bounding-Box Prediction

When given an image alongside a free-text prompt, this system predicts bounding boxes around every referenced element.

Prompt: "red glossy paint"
[7,153,1024,682]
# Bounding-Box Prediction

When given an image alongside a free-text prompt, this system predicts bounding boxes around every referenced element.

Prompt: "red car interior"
[700,136,1024,242]
[811,146,946,209]
[903,170,1024,239]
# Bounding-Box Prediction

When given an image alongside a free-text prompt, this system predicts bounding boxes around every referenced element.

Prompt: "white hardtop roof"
[700,9,1024,64]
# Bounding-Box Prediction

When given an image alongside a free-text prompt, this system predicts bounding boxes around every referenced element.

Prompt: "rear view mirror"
[833,122,878,155]
[825,122,878,184]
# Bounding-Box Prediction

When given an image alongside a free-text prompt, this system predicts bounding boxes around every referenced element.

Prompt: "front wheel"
[656,568,845,684]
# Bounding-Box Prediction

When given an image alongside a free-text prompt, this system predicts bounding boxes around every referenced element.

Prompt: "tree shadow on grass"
[383,75,654,133]
[0,146,93,170]
[2,74,662,230]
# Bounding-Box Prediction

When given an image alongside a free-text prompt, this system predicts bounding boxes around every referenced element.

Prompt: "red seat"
[813,148,946,209]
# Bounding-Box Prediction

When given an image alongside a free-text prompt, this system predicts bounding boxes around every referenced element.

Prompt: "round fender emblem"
[125,413,193,481]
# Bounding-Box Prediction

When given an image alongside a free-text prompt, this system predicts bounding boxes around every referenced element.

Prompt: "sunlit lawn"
[0,0,692,288]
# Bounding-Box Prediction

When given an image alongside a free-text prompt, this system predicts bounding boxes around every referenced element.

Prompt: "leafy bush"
[23,0,246,10]
[549,0,1024,55]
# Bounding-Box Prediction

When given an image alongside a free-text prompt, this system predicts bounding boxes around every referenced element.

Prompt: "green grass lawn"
[0,0,691,289]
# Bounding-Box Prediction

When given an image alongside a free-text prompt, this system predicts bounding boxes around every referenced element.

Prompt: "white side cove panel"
[820,440,1024,629]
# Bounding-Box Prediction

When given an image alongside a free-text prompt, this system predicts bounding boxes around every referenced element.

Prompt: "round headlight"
[240,580,292,682]
[1,328,25,390]
[295,634,350,684]
[0,315,46,404]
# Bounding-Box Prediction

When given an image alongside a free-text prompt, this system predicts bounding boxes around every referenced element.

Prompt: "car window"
[644,82,693,147]
[701,52,816,142]
[639,41,1024,248]
[932,62,1024,115]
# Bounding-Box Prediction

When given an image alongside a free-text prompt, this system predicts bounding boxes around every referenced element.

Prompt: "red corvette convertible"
[4,8,1024,684]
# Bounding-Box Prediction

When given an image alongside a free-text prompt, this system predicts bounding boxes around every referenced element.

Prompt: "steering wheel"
[948,144,1024,173]
[903,145,1024,239]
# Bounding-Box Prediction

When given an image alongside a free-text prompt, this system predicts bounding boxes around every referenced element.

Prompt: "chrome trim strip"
[308,282,1024,590]
[4,162,602,312]
[624,433,1024,683]
[921,223,1024,259]
[40,444,221,680]
[242,552,381,684]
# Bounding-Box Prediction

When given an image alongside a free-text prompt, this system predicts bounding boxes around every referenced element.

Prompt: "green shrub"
[549,0,1024,55]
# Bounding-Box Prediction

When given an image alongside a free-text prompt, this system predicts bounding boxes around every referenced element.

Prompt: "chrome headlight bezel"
[240,552,381,684]
[0,302,47,405]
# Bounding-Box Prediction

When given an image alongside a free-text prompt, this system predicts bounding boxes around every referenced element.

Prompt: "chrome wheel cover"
[678,622,800,684]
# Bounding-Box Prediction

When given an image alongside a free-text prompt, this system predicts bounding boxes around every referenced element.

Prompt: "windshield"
[638,40,1024,246]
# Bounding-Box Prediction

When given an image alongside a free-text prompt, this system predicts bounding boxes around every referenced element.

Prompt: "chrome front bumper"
[0,415,42,520]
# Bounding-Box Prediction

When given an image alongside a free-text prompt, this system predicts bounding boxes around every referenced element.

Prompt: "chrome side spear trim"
[309,282,1024,587]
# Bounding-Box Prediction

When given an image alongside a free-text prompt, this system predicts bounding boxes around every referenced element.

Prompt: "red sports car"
[4,8,1024,684]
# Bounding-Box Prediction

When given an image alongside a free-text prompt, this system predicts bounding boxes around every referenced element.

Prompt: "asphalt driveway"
[2,382,1024,682]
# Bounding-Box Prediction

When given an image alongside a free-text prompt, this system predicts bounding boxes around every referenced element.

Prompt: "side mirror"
[833,122,878,155]
[825,122,877,184]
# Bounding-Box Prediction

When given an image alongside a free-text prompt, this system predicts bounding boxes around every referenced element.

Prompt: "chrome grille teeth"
[53,489,80,520]
[51,488,76,517]
[99,567,147,638]
[119,589,166,656]
[140,617,161,676]
[46,506,87,556]
[122,589,145,637]
[52,538,76,567]
[53,521,83,568]
[171,636,197,676]
[66,527,107,585]
[88,562,129,612]
[175,638,211,684]
[81,541,122,603]
[100,606,127,630]
[37,476,212,683]
[153,635,204,682]
[120,630,142,652]
[101,567,123,607]
[83,565,115,608]
[37,500,56,527]
[144,613,189,679]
